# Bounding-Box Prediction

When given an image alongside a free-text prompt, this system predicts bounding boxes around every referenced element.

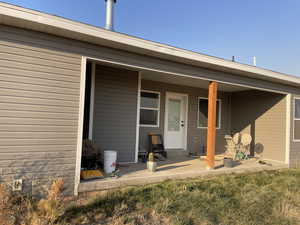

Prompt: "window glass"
[140,109,158,126]
[141,92,159,109]
[295,99,300,119]
[198,98,220,128]
[140,91,160,127]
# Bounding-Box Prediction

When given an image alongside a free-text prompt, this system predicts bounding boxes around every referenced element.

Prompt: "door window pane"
[168,99,181,131]
[198,98,221,128]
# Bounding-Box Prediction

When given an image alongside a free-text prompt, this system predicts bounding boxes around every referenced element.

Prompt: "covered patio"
[79,59,289,192]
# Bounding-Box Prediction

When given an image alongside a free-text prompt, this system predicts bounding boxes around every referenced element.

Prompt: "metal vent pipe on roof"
[105,0,116,31]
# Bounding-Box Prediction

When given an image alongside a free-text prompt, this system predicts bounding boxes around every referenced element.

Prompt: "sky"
[2,0,300,76]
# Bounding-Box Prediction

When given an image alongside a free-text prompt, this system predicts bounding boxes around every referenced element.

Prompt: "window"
[198,97,221,129]
[294,98,300,141]
[140,90,160,127]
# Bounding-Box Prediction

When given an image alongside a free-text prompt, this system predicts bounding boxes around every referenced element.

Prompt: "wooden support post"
[206,81,218,169]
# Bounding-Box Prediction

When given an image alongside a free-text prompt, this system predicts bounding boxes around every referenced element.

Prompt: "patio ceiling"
[141,70,250,92]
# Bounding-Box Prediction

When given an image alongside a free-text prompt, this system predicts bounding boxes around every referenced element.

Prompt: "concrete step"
[166,149,188,158]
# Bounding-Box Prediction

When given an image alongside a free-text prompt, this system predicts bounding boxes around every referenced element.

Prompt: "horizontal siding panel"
[0,95,79,107]
[0,139,77,146]
[95,101,138,108]
[0,52,80,71]
[0,59,80,77]
[0,86,79,101]
[1,170,76,181]
[0,152,75,160]
[0,66,80,83]
[2,164,76,175]
[0,26,84,57]
[0,158,76,168]
[0,109,78,119]
[0,28,81,59]
[0,132,77,139]
[94,92,137,99]
[0,73,79,91]
[0,41,80,65]
[0,125,77,132]
[0,117,77,126]
[0,102,78,113]
[0,145,76,153]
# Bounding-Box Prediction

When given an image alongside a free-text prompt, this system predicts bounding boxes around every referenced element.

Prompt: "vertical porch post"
[206,81,218,169]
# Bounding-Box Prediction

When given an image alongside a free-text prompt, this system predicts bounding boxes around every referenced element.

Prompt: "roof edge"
[0,1,300,87]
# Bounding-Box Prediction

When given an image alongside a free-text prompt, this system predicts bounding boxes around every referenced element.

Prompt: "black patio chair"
[148,133,167,159]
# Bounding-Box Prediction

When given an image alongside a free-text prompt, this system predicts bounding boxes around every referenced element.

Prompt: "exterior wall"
[290,95,300,167]
[231,90,286,162]
[0,25,82,195]
[93,65,138,163]
[139,80,231,154]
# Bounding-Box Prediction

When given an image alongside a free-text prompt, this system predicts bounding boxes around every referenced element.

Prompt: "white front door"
[165,92,188,150]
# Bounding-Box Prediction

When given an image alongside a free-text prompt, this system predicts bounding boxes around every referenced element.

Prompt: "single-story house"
[0,2,300,195]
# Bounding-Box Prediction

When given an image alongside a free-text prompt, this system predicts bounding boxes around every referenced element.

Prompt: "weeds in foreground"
[2,170,300,225]
[60,170,300,225]
[0,179,65,225]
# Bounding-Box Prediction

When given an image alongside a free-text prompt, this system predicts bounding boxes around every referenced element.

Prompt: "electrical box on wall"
[12,179,22,191]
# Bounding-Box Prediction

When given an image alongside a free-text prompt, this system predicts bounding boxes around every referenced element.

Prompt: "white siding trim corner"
[74,57,87,195]
[135,72,141,163]
[286,94,291,165]
[88,62,96,140]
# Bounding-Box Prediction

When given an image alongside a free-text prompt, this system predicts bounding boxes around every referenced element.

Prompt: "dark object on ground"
[148,133,167,159]
[223,157,234,168]
[138,149,148,163]
[258,160,272,166]
[81,139,102,170]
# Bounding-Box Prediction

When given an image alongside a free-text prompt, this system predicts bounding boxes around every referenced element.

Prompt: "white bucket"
[104,150,117,174]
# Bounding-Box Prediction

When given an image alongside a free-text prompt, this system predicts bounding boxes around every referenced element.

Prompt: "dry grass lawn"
[2,169,300,225]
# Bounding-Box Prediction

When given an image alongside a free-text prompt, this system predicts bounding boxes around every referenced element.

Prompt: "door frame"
[164,91,189,151]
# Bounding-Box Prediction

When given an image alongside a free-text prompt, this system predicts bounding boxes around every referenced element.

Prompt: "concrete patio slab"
[78,154,288,193]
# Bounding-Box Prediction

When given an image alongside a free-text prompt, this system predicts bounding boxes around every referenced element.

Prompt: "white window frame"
[139,90,160,127]
[293,97,300,142]
[197,97,221,130]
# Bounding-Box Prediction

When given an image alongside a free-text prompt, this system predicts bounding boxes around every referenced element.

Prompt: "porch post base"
[206,166,215,170]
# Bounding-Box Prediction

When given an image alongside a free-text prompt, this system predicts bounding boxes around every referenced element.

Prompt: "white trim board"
[286,94,291,165]
[74,57,87,195]
[135,72,141,163]
[88,62,96,140]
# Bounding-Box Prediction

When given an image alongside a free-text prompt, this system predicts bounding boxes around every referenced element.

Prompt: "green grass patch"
[61,169,300,224]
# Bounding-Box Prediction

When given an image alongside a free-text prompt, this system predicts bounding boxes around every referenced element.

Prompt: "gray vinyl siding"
[93,65,138,163]
[139,80,231,154]
[231,90,286,162]
[0,25,82,195]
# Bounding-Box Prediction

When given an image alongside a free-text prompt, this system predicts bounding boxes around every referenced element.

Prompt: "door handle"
[180,121,185,127]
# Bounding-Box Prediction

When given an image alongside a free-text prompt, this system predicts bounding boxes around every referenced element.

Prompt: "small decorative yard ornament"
[147,153,157,172]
